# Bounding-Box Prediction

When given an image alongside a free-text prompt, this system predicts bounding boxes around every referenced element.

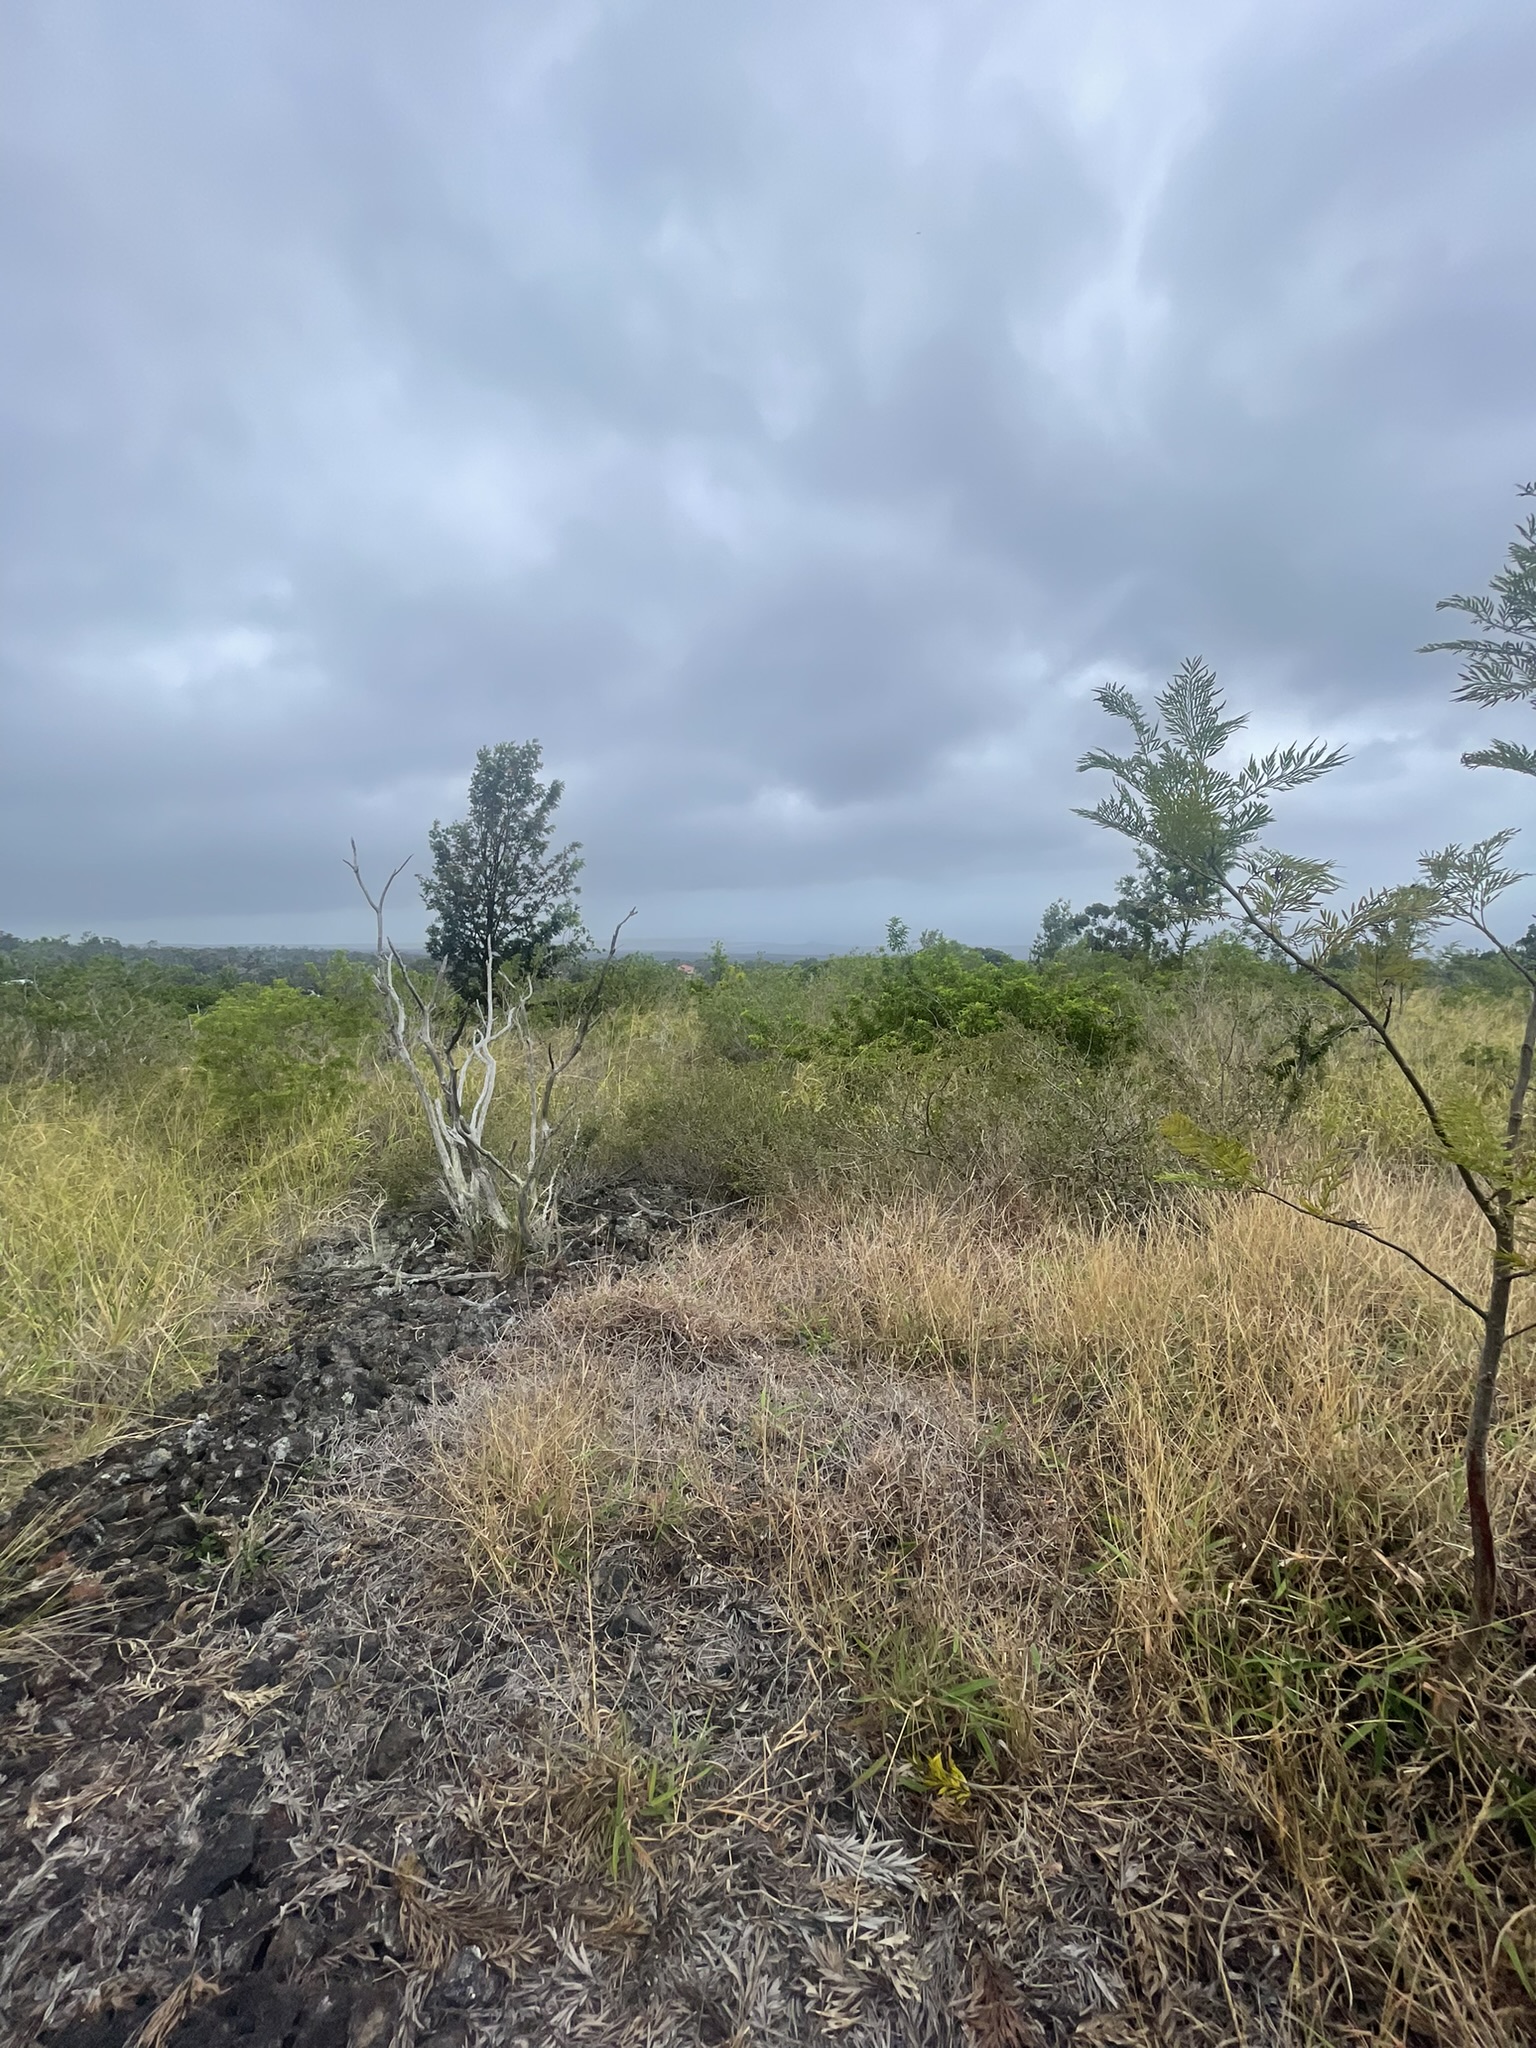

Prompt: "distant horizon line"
[0,931,1039,962]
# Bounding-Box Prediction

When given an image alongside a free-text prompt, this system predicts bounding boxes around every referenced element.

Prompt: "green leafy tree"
[1054,849,1220,965]
[1030,899,1079,963]
[1422,482,1536,774]
[1075,603,1536,1628]
[419,741,584,1005]
[353,839,632,1256]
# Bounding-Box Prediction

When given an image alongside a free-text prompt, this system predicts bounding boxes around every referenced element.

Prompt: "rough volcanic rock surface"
[5,1271,497,1643]
[1,1188,1297,2048]
[0,1192,701,2048]
[1,1189,693,1642]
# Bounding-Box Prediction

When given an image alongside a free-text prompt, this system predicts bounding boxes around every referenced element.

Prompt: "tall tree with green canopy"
[1074,497,1536,1627]
[419,741,584,1004]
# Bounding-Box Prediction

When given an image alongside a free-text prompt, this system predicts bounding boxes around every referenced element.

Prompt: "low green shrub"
[585,1010,1160,1216]
[527,952,695,1029]
[193,975,374,1139]
[813,945,1138,1064]
[585,1022,826,1199]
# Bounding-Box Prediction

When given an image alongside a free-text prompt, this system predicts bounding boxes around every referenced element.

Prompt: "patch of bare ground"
[4,1226,1295,2048]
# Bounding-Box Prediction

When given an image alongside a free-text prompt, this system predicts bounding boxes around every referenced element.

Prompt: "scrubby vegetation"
[0,948,400,1483]
[5,908,1535,2036]
[541,967,1536,2038]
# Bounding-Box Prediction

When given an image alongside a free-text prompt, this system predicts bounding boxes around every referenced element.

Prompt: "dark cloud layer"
[2,0,1533,951]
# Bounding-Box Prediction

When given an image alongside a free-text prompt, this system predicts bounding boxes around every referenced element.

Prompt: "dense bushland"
[4,930,1520,1474]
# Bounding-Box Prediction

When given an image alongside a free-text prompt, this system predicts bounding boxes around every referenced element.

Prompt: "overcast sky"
[2,1,1533,953]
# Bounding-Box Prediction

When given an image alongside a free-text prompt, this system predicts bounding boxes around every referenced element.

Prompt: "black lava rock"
[167,1815,258,1910]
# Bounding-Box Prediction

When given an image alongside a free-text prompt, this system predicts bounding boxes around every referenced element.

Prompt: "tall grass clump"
[527,982,1536,2031]
[0,949,422,1492]
[0,1069,373,1496]
[1294,988,1529,1166]
[502,1157,1535,2032]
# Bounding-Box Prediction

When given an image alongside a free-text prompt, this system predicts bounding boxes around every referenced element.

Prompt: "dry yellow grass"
[429,1294,1052,1672]
[430,1165,1536,2040]
[589,1177,1511,1633]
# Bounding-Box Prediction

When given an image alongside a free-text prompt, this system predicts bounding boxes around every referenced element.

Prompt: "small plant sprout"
[919,1749,972,1805]
[1077,498,1536,1629]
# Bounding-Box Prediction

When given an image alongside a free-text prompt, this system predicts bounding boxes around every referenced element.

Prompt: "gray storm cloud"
[2,0,1533,951]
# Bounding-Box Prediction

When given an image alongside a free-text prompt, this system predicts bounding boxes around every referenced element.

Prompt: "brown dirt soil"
[1,1208,1323,2047]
